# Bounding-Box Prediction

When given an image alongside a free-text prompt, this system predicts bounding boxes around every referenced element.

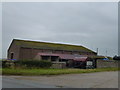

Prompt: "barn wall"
[19,47,32,60]
[18,47,97,60]
[8,42,20,60]
[53,50,63,54]
[32,49,43,59]
[19,48,53,60]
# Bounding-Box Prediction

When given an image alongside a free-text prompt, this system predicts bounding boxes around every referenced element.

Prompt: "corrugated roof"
[38,53,75,59]
[73,57,88,61]
[59,54,75,59]
[12,39,96,53]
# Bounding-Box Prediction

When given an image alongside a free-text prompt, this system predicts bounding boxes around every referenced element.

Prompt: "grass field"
[2,67,119,76]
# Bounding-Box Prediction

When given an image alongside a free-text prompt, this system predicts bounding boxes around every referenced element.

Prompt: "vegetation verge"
[1,67,119,76]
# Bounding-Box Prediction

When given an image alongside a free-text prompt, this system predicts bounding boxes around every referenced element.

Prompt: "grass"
[1,67,119,76]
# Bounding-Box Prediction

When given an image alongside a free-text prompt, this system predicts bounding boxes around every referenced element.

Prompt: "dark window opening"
[59,59,68,62]
[74,61,86,68]
[10,53,14,59]
[41,56,50,60]
[51,56,59,61]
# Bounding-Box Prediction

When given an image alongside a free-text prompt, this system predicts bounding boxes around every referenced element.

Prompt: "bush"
[2,60,15,68]
[15,60,52,68]
[107,56,113,60]
[2,60,8,68]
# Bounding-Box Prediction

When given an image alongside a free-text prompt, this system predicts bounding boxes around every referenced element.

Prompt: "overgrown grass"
[2,67,119,76]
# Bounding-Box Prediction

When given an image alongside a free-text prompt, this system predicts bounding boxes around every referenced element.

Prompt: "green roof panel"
[13,39,96,53]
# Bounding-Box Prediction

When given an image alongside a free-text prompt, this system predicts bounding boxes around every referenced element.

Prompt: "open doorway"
[10,52,14,59]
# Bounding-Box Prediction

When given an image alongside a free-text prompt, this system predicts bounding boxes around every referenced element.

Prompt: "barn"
[7,39,97,68]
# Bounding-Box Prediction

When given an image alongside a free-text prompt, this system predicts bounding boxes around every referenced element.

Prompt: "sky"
[0,2,2,59]
[2,2,118,58]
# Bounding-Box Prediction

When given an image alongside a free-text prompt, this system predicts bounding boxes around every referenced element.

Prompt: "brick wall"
[8,42,20,60]
[19,47,32,60]
[96,60,118,68]
[16,47,97,60]
[51,62,66,69]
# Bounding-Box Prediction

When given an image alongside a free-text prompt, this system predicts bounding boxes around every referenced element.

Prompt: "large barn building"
[7,39,98,68]
[8,39,97,61]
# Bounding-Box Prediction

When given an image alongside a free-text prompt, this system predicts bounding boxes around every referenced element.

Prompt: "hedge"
[2,60,52,68]
[15,60,52,68]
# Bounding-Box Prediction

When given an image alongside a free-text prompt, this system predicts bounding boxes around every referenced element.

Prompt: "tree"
[113,55,120,60]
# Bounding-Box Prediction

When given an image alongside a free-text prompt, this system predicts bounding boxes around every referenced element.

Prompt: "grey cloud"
[2,2,118,58]
[0,3,2,58]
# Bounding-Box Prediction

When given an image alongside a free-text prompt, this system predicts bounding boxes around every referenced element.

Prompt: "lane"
[2,76,58,88]
[2,71,118,88]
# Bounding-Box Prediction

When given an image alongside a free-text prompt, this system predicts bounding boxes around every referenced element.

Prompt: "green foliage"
[107,56,113,60]
[2,60,15,68]
[15,60,52,68]
[2,60,7,68]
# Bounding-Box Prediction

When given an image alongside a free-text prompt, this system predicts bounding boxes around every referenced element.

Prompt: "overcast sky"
[0,3,2,59]
[2,2,118,58]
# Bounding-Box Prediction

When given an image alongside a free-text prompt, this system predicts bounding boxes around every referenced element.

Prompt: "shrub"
[107,56,113,60]
[2,60,8,68]
[15,60,52,68]
[2,60,15,68]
